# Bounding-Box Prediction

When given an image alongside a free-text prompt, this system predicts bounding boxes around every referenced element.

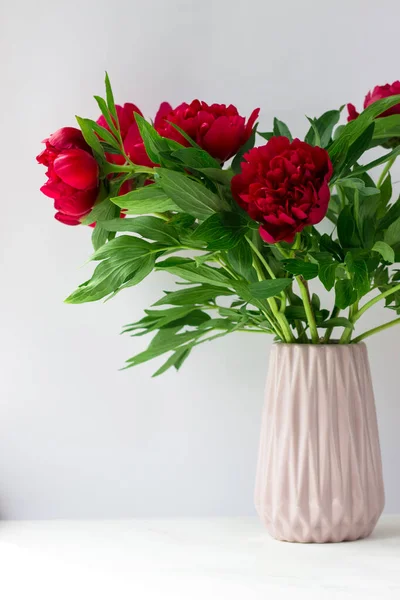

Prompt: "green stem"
[377,155,396,188]
[245,236,276,279]
[340,301,358,344]
[296,276,319,343]
[322,306,340,343]
[352,317,400,344]
[354,283,400,321]
[248,244,294,343]
[103,163,155,176]
[217,257,240,280]
[275,243,290,259]
[350,146,400,178]
[275,242,317,343]
[237,328,269,334]
[153,212,169,221]
[245,256,281,337]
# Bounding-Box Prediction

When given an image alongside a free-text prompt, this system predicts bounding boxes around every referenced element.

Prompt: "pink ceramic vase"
[255,343,385,543]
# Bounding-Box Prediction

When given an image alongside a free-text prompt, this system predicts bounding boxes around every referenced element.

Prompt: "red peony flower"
[231,137,333,244]
[37,127,100,226]
[97,103,154,167]
[347,80,400,122]
[154,100,259,162]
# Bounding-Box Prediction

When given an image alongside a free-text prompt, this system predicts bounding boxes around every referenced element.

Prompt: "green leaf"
[318,261,337,291]
[257,131,273,141]
[91,200,120,250]
[329,94,400,165]
[318,317,354,329]
[336,178,379,196]
[197,317,236,330]
[340,123,375,173]
[135,113,179,164]
[345,254,370,297]
[92,235,154,261]
[125,329,202,367]
[171,147,221,170]
[379,196,400,230]
[350,146,400,179]
[305,117,321,146]
[84,119,120,151]
[157,259,232,288]
[310,294,319,312]
[227,238,255,280]
[282,259,318,280]
[75,116,106,165]
[156,168,229,219]
[119,254,155,291]
[285,305,329,324]
[337,206,360,248]
[273,118,292,141]
[65,244,155,304]
[166,122,201,148]
[153,285,232,306]
[98,216,179,245]
[143,306,204,329]
[111,185,179,214]
[123,306,200,334]
[100,143,123,155]
[196,168,233,186]
[104,72,117,121]
[285,305,308,321]
[193,252,218,267]
[380,173,392,206]
[249,278,292,299]
[152,347,191,377]
[192,212,247,250]
[93,95,118,136]
[304,109,341,148]
[231,125,258,173]
[81,194,110,226]
[372,241,395,263]
[335,279,357,309]
[372,114,400,142]
[319,234,343,261]
[384,217,400,246]
[333,124,345,141]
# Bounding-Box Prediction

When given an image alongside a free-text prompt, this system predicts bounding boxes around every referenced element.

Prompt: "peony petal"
[259,225,277,244]
[202,116,243,161]
[245,108,260,137]
[40,179,75,200]
[53,149,99,190]
[54,188,98,216]
[125,139,154,168]
[48,127,90,152]
[347,103,360,122]
[118,103,142,138]
[154,102,173,129]
[54,212,82,226]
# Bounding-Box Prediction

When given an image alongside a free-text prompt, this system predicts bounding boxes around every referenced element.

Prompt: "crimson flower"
[37,127,100,225]
[347,80,400,122]
[231,137,333,244]
[97,103,154,167]
[155,100,259,162]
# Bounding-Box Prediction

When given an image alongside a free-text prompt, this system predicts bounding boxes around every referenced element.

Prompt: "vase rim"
[273,341,366,348]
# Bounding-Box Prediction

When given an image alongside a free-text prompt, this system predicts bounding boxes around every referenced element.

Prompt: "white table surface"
[0,516,399,599]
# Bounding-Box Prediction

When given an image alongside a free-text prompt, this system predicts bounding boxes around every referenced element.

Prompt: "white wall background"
[1,0,400,519]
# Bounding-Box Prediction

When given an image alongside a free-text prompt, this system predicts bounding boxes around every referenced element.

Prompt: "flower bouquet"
[37,76,400,542]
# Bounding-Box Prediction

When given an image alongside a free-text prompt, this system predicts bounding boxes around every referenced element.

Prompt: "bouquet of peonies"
[37,76,400,374]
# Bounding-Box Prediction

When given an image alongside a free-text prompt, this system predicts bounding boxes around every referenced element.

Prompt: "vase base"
[257,511,382,543]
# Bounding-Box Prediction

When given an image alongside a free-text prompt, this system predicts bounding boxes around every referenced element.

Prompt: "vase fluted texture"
[255,343,385,543]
